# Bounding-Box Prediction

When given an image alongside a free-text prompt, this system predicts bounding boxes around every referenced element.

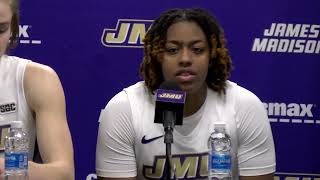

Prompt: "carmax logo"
[18,25,41,45]
[263,102,320,125]
[101,19,153,48]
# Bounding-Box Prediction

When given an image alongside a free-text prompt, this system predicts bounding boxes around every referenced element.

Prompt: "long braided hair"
[140,8,233,94]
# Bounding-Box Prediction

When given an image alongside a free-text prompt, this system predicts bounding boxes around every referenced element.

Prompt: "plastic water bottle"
[208,123,232,180]
[4,121,29,180]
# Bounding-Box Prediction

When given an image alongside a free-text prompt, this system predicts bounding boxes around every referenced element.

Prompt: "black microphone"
[154,81,185,180]
[154,80,186,142]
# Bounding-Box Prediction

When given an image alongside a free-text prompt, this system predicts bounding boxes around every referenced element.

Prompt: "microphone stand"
[163,111,176,180]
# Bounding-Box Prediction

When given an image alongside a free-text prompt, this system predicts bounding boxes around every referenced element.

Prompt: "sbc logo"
[101,19,153,48]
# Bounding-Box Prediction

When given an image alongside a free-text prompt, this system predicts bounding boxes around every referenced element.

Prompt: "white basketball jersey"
[125,81,240,179]
[0,55,36,159]
[96,81,275,179]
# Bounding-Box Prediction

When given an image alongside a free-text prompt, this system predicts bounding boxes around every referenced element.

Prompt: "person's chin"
[181,81,207,95]
[179,81,197,93]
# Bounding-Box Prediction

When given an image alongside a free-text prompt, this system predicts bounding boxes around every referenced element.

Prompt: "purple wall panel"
[12,0,320,179]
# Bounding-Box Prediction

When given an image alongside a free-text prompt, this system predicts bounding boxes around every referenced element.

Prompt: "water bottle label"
[210,152,231,171]
[5,152,28,170]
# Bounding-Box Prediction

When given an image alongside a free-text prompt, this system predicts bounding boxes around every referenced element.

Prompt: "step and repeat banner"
[13,0,319,179]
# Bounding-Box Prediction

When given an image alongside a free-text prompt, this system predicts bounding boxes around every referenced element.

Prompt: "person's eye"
[166,47,179,54]
[192,47,205,54]
[0,26,9,34]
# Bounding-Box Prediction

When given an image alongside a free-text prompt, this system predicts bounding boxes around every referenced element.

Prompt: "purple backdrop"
[12,0,320,179]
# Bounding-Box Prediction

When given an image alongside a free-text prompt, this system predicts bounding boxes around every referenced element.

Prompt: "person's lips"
[175,70,196,82]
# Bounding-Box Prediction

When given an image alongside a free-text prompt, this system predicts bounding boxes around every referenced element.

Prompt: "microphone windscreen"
[154,81,185,125]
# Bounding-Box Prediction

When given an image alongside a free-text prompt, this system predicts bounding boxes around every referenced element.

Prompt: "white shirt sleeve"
[235,86,276,176]
[96,91,137,178]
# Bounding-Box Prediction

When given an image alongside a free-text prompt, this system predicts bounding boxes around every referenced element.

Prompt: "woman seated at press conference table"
[0,0,74,179]
[96,7,276,180]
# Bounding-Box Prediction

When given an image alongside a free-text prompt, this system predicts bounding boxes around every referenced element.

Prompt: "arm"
[24,62,74,180]
[96,91,137,179]
[235,86,276,179]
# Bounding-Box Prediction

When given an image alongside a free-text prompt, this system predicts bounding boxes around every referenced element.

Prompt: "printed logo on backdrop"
[18,25,42,45]
[263,102,320,125]
[275,172,320,180]
[101,19,153,48]
[86,173,97,180]
[252,23,320,54]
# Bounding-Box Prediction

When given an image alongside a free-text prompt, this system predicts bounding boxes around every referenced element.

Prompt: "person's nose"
[179,47,192,67]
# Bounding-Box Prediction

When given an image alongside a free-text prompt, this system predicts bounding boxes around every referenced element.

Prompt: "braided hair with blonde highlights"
[140,8,232,94]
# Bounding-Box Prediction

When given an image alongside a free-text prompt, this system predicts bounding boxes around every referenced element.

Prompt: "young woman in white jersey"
[0,0,74,179]
[96,8,276,180]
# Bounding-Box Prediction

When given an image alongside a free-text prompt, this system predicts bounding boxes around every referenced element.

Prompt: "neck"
[183,85,207,117]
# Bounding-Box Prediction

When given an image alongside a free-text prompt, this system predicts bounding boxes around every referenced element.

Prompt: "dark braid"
[140,8,233,94]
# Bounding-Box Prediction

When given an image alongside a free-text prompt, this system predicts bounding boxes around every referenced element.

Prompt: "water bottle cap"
[214,122,226,130]
[11,121,23,128]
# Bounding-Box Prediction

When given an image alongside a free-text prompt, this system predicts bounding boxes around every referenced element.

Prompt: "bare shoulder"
[25,61,59,80]
[24,61,65,110]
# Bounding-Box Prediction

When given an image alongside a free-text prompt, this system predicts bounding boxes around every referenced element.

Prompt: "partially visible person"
[96,8,276,180]
[0,0,74,179]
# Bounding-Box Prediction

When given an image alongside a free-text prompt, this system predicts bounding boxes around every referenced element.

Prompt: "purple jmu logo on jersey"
[156,89,186,104]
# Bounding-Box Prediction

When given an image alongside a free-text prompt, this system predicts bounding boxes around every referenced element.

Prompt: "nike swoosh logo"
[141,135,164,144]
